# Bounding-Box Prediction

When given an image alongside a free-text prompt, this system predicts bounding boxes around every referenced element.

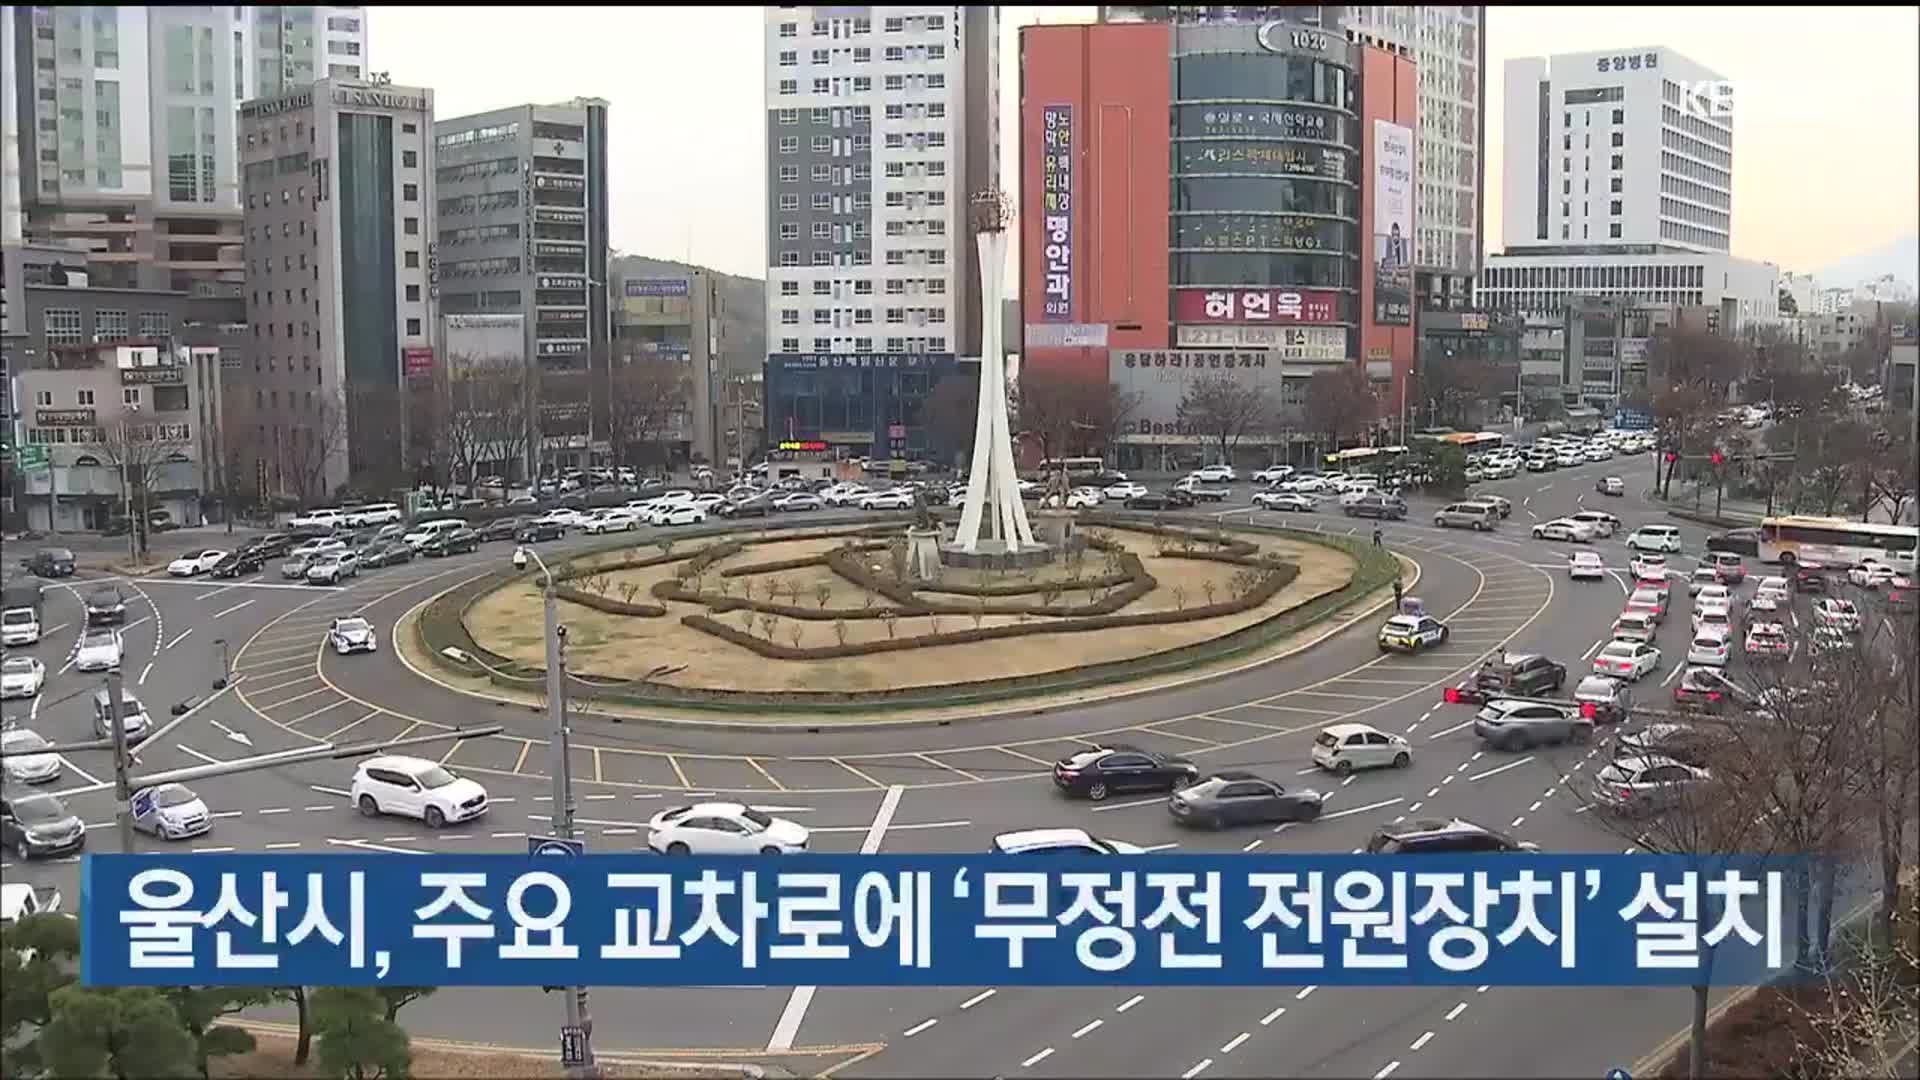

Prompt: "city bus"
[1758,515,1919,570]
[1412,431,1507,452]
[1037,457,1108,481]
[1324,446,1409,472]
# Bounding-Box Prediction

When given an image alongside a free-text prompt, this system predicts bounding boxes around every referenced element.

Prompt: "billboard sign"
[1040,105,1073,321]
[403,347,435,380]
[1371,119,1414,327]
[1024,323,1109,348]
[623,279,690,298]
[1174,287,1341,326]
[1110,349,1279,442]
[1176,324,1345,361]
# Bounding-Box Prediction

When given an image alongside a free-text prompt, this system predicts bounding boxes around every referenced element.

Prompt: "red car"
[1888,576,1916,611]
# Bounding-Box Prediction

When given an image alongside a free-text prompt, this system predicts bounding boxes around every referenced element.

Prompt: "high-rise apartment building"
[3,5,367,292]
[760,6,998,464]
[432,98,610,474]
[235,78,435,500]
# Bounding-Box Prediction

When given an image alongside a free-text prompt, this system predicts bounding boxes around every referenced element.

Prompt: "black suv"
[1706,528,1760,557]
[1447,652,1566,705]
[421,528,481,557]
[1342,492,1408,520]
[515,519,566,544]
[211,548,267,578]
[1052,743,1201,801]
[1123,490,1198,511]
[480,517,523,543]
[22,548,76,577]
[1365,818,1539,854]
[84,585,129,626]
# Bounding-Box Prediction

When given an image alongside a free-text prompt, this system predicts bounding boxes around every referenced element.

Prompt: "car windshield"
[1383,617,1419,633]
[154,786,198,808]
[47,548,74,560]
[415,766,459,789]
[1599,643,1636,659]
[1694,637,1724,649]
[740,809,775,830]
[335,619,371,634]
[14,795,69,823]
[81,630,115,648]
[88,589,121,605]
[3,657,36,673]
[2,730,50,752]
[1064,749,1109,768]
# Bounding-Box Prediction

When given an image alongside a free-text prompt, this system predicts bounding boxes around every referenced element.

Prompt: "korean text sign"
[82,854,1802,988]
[1040,105,1073,322]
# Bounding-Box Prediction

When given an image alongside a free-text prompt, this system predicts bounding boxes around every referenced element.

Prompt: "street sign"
[528,836,584,856]
[131,788,154,819]
[17,445,49,472]
[559,1025,587,1068]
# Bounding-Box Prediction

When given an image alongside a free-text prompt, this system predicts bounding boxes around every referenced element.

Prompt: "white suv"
[1626,525,1684,554]
[350,755,489,828]
[290,507,347,530]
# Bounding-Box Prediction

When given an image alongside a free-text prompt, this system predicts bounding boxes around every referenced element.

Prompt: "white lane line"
[1179,1058,1212,1079]
[1661,659,1686,687]
[1529,800,1543,812]
[1259,1005,1287,1026]
[1426,786,1440,798]
[903,1019,938,1038]
[1471,750,1485,761]
[1427,718,1475,739]
[1318,797,1403,822]
[1089,795,1167,813]
[258,807,290,815]
[961,989,996,1010]
[1242,839,1262,852]
[139,661,154,685]
[1581,638,1604,660]
[310,784,352,798]
[1341,775,1356,787]
[1220,1033,1250,1054]
[1140,842,1180,852]
[208,810,243,819]
[767,783,904,1054]
[1022,1048,1055,1069]
[1406,803,1422,814]
[1296,766,1321,775]
[1411,1031,1435,1051]
[189,846,236,854]
[212,598,256,619]
[264,841,302,850]
[808,820,970,834]
[326,837,426,855]
[1468,755,1535,782]
[1117,994,1144,1013]
[1295,985,1318,1000]
[177,744,221,765]
[1445,1002,1469,1021]
[59,757,105,787]
[1511,816,1526,828]
[1071,1019,1103,1039]
[165,627,195,649]
[1374,1062,1401,1080]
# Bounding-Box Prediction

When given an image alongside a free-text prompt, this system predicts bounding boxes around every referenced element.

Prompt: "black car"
[360,541,414,569]
[22,548,76,577]
[1052,743,1200,801]
[480,517,523,543]
[1365,818,1539,854]
[1,789,88,860]
[1167,771,1325,829]
[1342,492,1409,520]
[1706,528,1761,557]
[84,585,130,626]
[210,549,267,578]
[514,519,565,543]
[1792,563,1829,593]
[718,497,775,518]
[421,528,481,557]
[1123,490,1198,511]
[1446,651,1567,705]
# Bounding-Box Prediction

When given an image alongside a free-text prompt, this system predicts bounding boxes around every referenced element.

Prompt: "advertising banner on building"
[1174,287,1340,326]
[1371,119,1415,327]
[1110,348,1278,441]
[1025,323,1109,348]
[623,278,690,298]
[402,347,435,381]
[1175,142,1350,181]
[1176,324,1345,360]
[1040,105,1073,322]
[444,315,526,375]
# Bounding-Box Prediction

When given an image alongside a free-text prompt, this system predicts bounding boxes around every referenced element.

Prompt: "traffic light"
[1710,450,1725,467]
[1665,451,1678,464]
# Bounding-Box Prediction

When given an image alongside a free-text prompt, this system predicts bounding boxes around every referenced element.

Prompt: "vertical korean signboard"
[1041,105,1073,322]
[1371,119,1414,327]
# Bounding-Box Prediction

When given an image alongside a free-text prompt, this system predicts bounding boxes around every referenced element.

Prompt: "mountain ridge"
[1814,233,1918,292]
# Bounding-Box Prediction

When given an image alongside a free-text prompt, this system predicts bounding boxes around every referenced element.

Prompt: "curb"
[391,537,1418,732]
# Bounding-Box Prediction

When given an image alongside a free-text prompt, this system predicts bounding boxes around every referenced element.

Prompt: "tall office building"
[760,6,998,464]
[235,78,435,499]
[1100,5,1487,310]
[433,98,610,474]
[3,5,367,291]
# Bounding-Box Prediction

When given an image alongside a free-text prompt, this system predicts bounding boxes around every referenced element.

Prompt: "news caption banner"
[80,854,1806,988]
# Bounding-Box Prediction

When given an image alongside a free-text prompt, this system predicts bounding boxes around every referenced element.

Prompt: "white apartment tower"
[1501,46,1731,254]
[761,6,999,457]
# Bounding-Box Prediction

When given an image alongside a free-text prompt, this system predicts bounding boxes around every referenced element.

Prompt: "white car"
[328,616,378,655]
[1693,583,1733,609]
[1593,755,1710,814]
[1810,625,1853,656]
[167,549,229,576]
[1750,588,1786,613]
[649,503,710,526]
[1692,608,1733,640]
[1686,567,1721,596]
[582,508,641,534]
[534,508,587,530]
[346,503,404,527]
[988,828,1144,855]
[1568,511,1620,538]
[351,755,490,828]
[647,802,810,855]
[1041,488,1102,510]
[821,483,870,507]
[1630,554,1670,581]
[1812,598,1861,632]
[773,492,824,513]
[305,553,356,585]
[1191,464,1236,484]
[1253,490,1316,512]
[689,493,728,512]
[1568,551,1606,580]
[1687,629,1732,667]
[0,606,39,646]
[1597,476,1627,497]
[1533,518,1596,543]
[0,727,61,784]
[1592,639,1661,681]
[288,507,348,530]
[1252,465,1294,484]
[0,656,46,699]
[1848,561,1897,589]
[1104,481,1148,501]
[130,784,212,840]
[857,489,915,511]
[1627,526,1684,554]
[1279,475,1330,494]
[74,628,123,672]
[1311,723,1413,774]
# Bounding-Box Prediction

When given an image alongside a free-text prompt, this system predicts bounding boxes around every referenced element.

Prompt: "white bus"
[1758,515,1919,570]
[1037,457,1108,481]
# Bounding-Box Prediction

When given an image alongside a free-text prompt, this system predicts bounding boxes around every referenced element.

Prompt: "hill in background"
[1816,233,1918,293]
[612,253,765,377]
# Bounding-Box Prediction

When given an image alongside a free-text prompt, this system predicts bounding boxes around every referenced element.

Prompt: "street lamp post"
[517,545,599,1080]
[121,403,143,563]
[106,666,136,854]
[212,637,230,689]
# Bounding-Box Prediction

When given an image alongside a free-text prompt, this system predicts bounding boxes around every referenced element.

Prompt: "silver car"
[0,728,62,784]
[74,628,123,672]
[130,784,212,840]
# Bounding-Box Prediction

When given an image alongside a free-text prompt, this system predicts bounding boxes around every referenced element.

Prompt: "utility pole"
[106,666,135,854]
[534,549,597,1079]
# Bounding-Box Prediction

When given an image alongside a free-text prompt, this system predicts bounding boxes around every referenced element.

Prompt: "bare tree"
[280,388,351,506]
[604,355,690,473]
[440,357,535,491]
[1304,367,1378,451]
[1177,373,1274,465]
[1015,364,1134,467]
[99,415,193,559]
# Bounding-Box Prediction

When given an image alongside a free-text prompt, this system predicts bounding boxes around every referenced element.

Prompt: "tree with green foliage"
[164,986,273,1078]
[38,985,199,1080]
[1,911,82,1077]
[312,986,411,1080]
[1412,440,1469,494]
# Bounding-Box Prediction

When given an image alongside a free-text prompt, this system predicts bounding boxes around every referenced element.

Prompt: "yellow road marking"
[831,758,886,789]
[325,710,379,741]
[916,753,980,781]
[439,738,466,764]
[285,698,355,726]
[248,672,320,696]
[747,757,786,790]
[395,720,422,741]
[667,754,692,788]
[513,741,532,773]
[258,686,329,710]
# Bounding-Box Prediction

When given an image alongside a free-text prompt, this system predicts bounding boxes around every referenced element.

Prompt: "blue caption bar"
[81,854,1802,988]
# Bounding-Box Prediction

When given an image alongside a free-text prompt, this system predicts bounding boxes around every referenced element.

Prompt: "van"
[349,502,403,527]
[402,518,468,549]
[1434,502,1498,531]
[1627,525,1684,554]
[93,688,152,743]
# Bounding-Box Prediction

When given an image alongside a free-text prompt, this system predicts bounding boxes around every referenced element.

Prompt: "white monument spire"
[953,191,1038,555]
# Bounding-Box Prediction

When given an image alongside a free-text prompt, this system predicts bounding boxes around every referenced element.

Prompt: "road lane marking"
[666,754,693,788]
[1220,1033,1250,1054]
[903,1019,937,1038]
[1374,1061,1402,1079]
[1090,795,1165,813]
[918,753,982,780]
[1468,756,1535,782]
[59,757,105,787]
[264,841,301,850]
[1242,839,1262,851]
[258,807,290,816]
[1511,816,1526,827]
[960,989,996,1010]
[324,711,378,741]
[1140,723,1218,744]
[1140,842,1179,852]
[994,746,1053,766]
[1179,1059,1211,1079]
[1260,1005,1287,1025]
[1022,1048,1055,1069]
[1426,718,1475,739]
[512,741,532,773]
[830,757,884,789]
[438,738,466,765]
[1117,994,1144,1013]
[311,784,351,798]
[212,599,256,618]
[1445,1002,1468,1021]
[165,627,195,649]
[1318,797,1403,822]
[747,757,786,790]
[286,698,355,726]
[1296,986,1318,1000]
[1071,1019,1102,1039]
[177,744,222,764]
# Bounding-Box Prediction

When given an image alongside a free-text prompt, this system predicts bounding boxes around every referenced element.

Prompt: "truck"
[1,583,44,646]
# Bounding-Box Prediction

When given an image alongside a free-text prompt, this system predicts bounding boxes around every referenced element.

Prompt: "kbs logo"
[1675,80,1734,120]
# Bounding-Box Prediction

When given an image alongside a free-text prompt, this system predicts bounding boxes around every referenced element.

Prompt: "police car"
[1377,613,1449,653]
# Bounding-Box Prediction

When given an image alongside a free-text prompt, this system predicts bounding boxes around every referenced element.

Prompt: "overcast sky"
[367,5,1919,282]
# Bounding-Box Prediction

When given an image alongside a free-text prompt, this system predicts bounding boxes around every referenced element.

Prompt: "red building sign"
[1173,287,1340,326]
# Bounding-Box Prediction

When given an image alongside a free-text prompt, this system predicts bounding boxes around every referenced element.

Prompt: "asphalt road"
[6,453,1885,1076]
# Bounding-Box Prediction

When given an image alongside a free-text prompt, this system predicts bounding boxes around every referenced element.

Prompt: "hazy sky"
[367,5,1919,281]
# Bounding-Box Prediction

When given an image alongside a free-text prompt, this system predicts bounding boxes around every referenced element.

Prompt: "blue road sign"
[528,836,584,856]
[130,788,155,819]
